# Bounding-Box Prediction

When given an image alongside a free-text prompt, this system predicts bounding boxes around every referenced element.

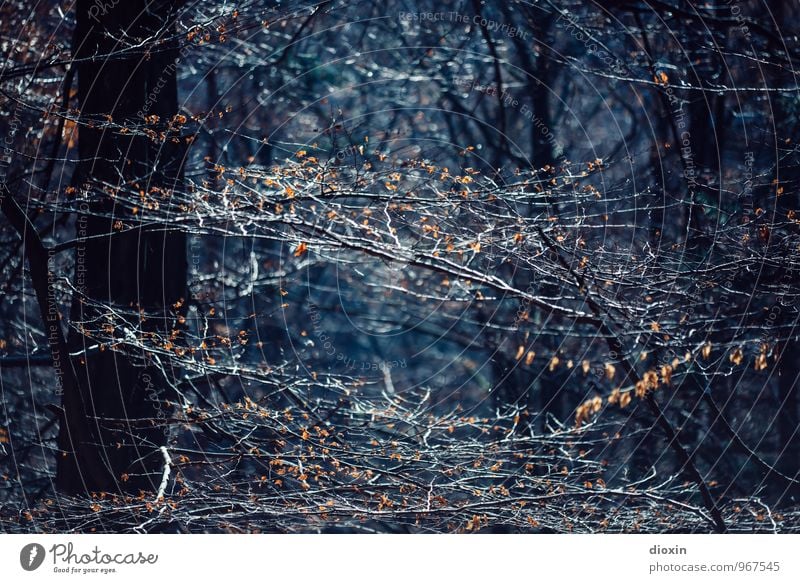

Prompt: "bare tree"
[0,0,798,533]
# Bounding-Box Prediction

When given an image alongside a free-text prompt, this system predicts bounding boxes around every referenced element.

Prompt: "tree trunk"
[57,0,186,494]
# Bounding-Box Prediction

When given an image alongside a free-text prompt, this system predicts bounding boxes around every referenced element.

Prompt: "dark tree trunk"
[56,0,187,494]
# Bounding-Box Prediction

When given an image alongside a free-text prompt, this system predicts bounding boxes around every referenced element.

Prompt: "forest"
[0,0,799,533]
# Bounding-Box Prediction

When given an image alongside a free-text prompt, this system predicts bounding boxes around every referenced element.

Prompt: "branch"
[156,446,172,501]
[535,225,728,533]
